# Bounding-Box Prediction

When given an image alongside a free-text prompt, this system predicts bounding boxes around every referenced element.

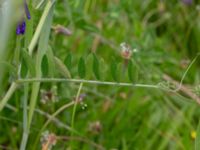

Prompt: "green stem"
[28,55,42,128]
[71,82,83,128]
[41,101,75,132]
[28,0,55,129]
[70,82,83,148]
[33,101,80,149]
[16,78,159,89]
[14,36,22,74]
[0,82,18,111]
[28,0,53,55]
[20,83,29,150]
[174,53,200,92]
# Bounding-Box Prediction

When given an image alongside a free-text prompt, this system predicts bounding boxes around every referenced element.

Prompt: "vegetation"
[0,0,200,149]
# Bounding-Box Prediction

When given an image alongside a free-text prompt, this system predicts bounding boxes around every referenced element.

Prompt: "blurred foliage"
[0,0,200,149]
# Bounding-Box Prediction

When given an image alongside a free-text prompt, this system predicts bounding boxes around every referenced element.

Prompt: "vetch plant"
[0,0,200,149]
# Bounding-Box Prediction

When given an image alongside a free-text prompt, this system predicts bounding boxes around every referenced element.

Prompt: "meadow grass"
[0,0,200,149]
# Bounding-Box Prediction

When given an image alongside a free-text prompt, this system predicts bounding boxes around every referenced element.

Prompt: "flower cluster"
[120,42,133,60]
[16,0,31,35]
[88,120,102,134]
[40,86,58,104]
[40,130,57,150]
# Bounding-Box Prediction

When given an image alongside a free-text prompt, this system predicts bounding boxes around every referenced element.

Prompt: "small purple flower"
[182,0,193,5]
[16,0,31,35]
[16,21,26,35]
[24,1,31,20]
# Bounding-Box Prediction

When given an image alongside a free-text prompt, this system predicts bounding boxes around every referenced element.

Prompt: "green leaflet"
[20,58,28,78]
[78,57,86,78]
[128,59,138,83]
[54,57,71,79]
[41,54,48,76]
[85,53,93,79]
[92,53,100,80]
[46,46,56,77]
[21,49,35,76]
[99,58,107,81]
[110,58,118,82]
[64,53,72,71]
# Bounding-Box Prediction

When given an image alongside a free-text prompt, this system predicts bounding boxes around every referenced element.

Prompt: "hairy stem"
[16,78,159,89]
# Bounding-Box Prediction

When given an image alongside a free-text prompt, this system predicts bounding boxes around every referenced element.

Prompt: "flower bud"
[120,42,133,59]
[52,24,72,36]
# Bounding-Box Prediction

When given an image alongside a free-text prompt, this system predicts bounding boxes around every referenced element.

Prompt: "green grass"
[0,0,200,149]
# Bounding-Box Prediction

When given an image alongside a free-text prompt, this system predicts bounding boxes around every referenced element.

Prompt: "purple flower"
[16,0,31,35]
[182,0,193,5]
[24,1,31,20]
[16,21,26,35]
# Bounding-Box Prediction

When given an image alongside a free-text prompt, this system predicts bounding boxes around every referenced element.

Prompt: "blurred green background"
[0,0,200,149]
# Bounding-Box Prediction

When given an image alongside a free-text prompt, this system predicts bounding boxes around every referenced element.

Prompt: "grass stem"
[0,82,18,111]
